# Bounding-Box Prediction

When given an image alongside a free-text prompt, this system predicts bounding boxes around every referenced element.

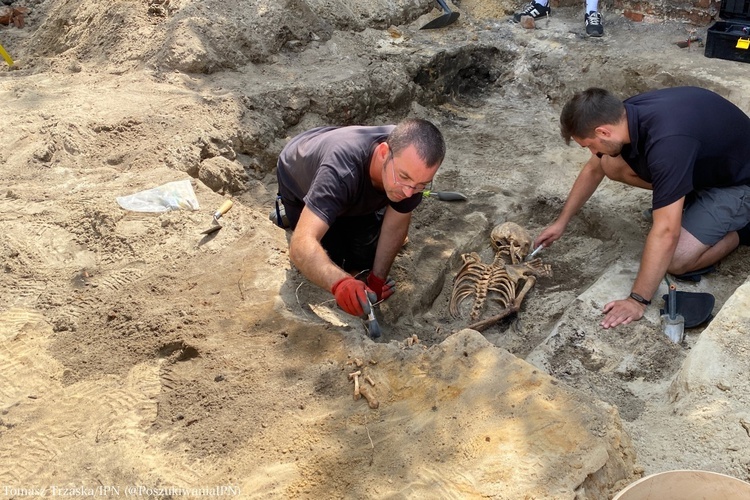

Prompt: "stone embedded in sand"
[520,15,536,29]
[197,156,249,194]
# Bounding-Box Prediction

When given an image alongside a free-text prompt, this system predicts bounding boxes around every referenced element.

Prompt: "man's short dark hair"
[560,88,625,145]
[387,118,446,167]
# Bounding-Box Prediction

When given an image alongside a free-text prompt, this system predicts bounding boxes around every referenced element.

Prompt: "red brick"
[623,10,645,21]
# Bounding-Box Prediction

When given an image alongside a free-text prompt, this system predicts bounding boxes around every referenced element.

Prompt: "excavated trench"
[369,39,750,431]
[277,39,747,425]
[226,28,750,433]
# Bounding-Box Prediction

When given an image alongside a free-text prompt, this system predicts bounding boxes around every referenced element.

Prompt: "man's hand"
[600,297,647,329]
[534,220,567,250]
[366,272,395,302]
[331,277,377,317]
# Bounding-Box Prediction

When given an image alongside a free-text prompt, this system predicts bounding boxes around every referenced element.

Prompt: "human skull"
[490,222,533,264]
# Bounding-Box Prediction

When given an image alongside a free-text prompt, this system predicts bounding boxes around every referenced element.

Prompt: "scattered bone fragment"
[348,370,361,400]
[465,307,518,332]
[359,385,379,409]
[346,360,380,408]
[405,334,420,347]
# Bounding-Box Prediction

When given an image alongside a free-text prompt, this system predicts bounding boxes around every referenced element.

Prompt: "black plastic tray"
[660,291,715,329]
[705,0,750,63]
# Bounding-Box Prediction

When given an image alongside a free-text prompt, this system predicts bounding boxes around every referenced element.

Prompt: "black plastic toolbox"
[704,0,750,63]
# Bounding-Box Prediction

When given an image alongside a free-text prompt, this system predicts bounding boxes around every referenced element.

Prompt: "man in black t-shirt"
[275,119,446,319]
[535,87,750,330]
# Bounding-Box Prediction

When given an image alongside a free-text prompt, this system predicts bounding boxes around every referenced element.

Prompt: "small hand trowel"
[422,189,467,201]
[201,199,233,235]
[364,296,381,339]
[661,282,685,343]
[420,0,460,30]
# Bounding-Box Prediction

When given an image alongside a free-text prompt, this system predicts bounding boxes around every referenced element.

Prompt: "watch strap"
[629,292,651,306]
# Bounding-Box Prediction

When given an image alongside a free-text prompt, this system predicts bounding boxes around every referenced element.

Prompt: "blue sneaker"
[513,2,551,22]
[585,11,604,37]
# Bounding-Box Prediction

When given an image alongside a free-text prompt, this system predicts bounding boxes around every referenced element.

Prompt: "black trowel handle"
[668,284,677,320]
[436,0,454,13]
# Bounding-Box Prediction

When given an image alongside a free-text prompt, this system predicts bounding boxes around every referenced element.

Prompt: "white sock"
[586,0,598,14]
[536,0,550,7]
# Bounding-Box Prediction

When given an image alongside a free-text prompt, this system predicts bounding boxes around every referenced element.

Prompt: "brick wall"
[553,0,723,25]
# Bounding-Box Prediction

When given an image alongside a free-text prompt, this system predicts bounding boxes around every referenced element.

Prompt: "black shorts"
[321,212,382,272]
[283,200,383,273]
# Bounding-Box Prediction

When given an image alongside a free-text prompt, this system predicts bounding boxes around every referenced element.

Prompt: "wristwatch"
[629,292,651,306]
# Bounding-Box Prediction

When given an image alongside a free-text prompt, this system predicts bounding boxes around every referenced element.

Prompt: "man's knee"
[601,156,651,189]
[667,260,694,276]
[602,157,629,182]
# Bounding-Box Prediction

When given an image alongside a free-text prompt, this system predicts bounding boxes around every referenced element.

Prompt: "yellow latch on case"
[737,38,750,50]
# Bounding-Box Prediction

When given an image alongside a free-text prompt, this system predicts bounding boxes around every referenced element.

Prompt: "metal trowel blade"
[661,313,685,343]
[420,11,460,30]
[201,223,223,235]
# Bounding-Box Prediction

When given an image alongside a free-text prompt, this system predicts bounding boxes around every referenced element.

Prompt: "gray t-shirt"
[277,125,422,226]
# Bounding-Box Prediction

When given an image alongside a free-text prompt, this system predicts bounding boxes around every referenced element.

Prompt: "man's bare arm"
[289,206,348,291]
[600,198,684,328]
[632,199,684,299]
[371,206,411,280]
[535,155,606,248]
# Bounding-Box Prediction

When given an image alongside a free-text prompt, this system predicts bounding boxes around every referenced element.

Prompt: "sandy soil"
[2,0,750,498]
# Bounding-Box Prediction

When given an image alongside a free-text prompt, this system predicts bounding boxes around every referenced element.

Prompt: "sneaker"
[513,2,551,22]
[672,265,716,283]
[585,11,604,37]
[269,201,290,228]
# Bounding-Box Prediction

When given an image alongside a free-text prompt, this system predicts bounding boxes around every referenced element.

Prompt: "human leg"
[738,223,750,245]
[584,0,603,37]
[600,155,652,189]
[513,0,550,22]
[269,195,291,228]
[321,212,383,273]
[280,199,302,229]
[669,228,736,275]
[670,186,750,273]
[276,170,301,229]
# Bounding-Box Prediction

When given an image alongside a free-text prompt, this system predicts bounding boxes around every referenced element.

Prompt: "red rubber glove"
[331,277,375,317]
[366,272,396,302]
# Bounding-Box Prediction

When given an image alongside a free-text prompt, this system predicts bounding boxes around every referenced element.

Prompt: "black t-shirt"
[276,126,422,226]
[621,86,750,209]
